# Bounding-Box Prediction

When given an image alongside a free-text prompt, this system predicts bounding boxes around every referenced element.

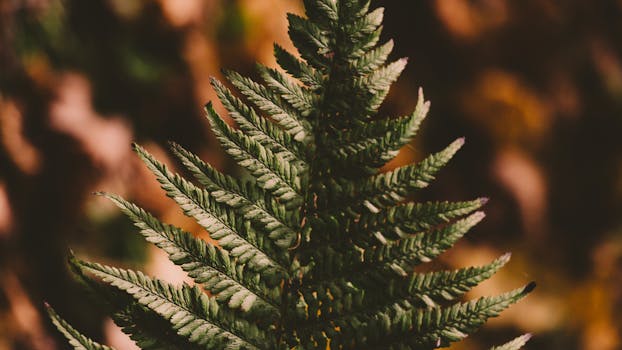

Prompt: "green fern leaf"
[223,70,308,143]
[287,13,331,69]
[326,87,428,172]
[274,44,324,90]
[360,211,486,267]
[331,137,465,212]
[205,103,304,206]
[490,334,533,350]
[169,142,299,248]
[112,304,190,350]
[257,64,316,117]
[76,260,274,349]
[132,144,288,275]
[302,0,339,26]
[46,305,114,350]
[100,192,280,316]
[351,39,394,74]
[405,253,512,306]
[357,58,408,114]
[387,283,535,349]
[211,77,301,161]
[350,198,488,242]
[50,1,533,349]
[66,252,197,349]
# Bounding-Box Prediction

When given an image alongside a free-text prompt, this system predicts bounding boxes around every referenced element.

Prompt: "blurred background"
[1,0,621,349]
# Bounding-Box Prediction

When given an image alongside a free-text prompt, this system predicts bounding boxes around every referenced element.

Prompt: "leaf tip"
[523,281,537,294]
[472,210,486,221]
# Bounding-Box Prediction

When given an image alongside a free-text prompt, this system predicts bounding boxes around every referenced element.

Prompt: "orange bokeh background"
[1,1,621,349]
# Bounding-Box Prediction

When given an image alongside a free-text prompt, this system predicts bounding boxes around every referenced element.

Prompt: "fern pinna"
[47,0,534,349]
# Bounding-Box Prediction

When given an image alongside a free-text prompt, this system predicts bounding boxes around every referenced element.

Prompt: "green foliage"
[48,0,533,349]
[46,305,112,350]
[490,334,533,350]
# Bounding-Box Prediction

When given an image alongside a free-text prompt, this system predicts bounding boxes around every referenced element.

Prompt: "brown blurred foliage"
[1,0,621,349]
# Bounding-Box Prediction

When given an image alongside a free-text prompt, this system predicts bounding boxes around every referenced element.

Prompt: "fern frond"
[211,77,302,161]
[358,58,408,114]
[372,283,535,349]
[133,144,289,275]
[349,198,487,242]
[169,142,299,248]
[168,142,245,195]
[338,0,371,27]
[46,305,114,350]
[299,253,510,323]
[77,260,274,350]
[305,211,485,293]
[326,89,429,171]
[330,137,465,213]
[274,44,324,90]
[287,13,331,69]
[320,88,427,158]
[490,334,533,350]
[224,70,308,142]
[65,252,198,349]
[257,64,316,117]
[205,103,304,207]
[357,7,383,32]
[346,6,383,44]
[100,192,281,316]
[303,283,533,349]
[302,0,339,26]
[351,39,394,75]
[404,253,512,306]
[52,1,533,348]
[363,211,485,266]
[112,304,189,350]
